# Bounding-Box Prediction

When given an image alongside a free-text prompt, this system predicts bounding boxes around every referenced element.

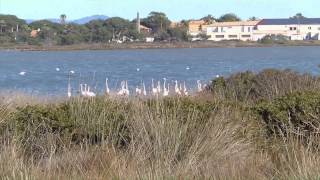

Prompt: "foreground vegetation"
[1,69,320,179]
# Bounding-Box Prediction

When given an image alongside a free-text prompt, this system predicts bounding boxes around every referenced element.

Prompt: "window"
[318,27,320,31]
[253,26,258,30]
[308,27,312,30]
[213,27,218,32]
[242,35,251,38]
[241,26,245,32]
[215,35,225,38]
[248,27,251,32]
[294,27,297,30]
[290,27,293,30]
[228,35,238,38]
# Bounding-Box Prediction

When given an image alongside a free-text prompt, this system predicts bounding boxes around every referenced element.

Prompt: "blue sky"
[0,0,318,21]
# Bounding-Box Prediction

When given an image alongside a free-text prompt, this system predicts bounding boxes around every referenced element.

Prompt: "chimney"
[137,12,140,33]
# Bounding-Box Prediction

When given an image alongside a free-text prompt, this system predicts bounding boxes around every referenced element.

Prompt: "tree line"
[0,12,305,45]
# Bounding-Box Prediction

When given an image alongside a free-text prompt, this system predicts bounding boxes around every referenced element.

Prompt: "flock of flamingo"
[68,77,207,98]
[18,69,213,98]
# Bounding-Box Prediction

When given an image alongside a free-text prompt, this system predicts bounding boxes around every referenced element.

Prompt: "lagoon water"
[0,46,320,96]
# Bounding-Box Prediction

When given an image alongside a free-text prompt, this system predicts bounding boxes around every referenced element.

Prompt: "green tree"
[0,15,27,29]
[60,14,67,25]
[290,13,306,19]
[0,15,28,43]
[167,26,188,41]
[201,14,216,24]
[86,20,112,43]
[29,20,64,44]
[104,17,142,41]
[248,16,259,21]
[218,13,241,22]
[142,12,171,32]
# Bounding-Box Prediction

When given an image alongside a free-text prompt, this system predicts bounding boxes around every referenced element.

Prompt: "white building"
[253,18,320,41]
[146,37,155,42]
[201,18,320,41]
[202,21,260,41]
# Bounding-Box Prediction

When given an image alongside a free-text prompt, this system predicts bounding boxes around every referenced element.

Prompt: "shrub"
[254,91,320,139]
[210,69,320,102]
[10,97,133,158]
[12,104,72,158]
[260,34,289,44]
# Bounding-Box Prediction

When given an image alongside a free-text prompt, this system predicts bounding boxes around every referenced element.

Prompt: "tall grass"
[1,69,320,179]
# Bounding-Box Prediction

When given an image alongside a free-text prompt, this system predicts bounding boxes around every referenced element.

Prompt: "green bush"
[210,69,320,102]
[12,104,72,158]
[254,91,320,138]
[9,98,133,157]
[259,34,289,44]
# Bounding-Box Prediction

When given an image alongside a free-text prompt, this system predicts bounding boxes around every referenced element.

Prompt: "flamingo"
[80,84,96,97]
[163,78,169,97]
[183,81,188,96]
[136,86,142,96]
[197,80,203,92]
[105,78,110,95]
[80,84,88,96]
[117,81,129,96]
[80,83,85,96]
[80,84,84,96]
[67,73,72,98]
[157,81,161,94]
[86,86,96,97]
[175,80,182,95]
[152,79,158,96]
[125,81,130,96]
[142,82,147,96]
[117,81,126,96]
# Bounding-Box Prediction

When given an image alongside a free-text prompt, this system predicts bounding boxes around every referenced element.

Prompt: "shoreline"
[1,41,320,51]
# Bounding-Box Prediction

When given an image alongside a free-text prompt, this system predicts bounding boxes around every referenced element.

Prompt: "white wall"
[204,23,320,42]
[254,24,320,40]
[205,25,255,41]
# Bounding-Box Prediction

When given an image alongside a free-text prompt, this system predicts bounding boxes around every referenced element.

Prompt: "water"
[0,46,320,96]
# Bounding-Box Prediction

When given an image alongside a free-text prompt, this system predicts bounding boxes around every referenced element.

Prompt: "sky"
[0,0,318,21]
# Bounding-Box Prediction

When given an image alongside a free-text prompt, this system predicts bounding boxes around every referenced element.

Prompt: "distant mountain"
[72,15,109,24]
[26,18,60,24]
[25,15,109,24]
[25,19,37,24]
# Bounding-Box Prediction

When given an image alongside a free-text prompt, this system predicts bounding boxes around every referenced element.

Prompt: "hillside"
[25,15,109,24]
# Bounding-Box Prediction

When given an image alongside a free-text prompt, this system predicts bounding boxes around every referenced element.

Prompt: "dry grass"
[0,96,318,179]
[0,97,265,179]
